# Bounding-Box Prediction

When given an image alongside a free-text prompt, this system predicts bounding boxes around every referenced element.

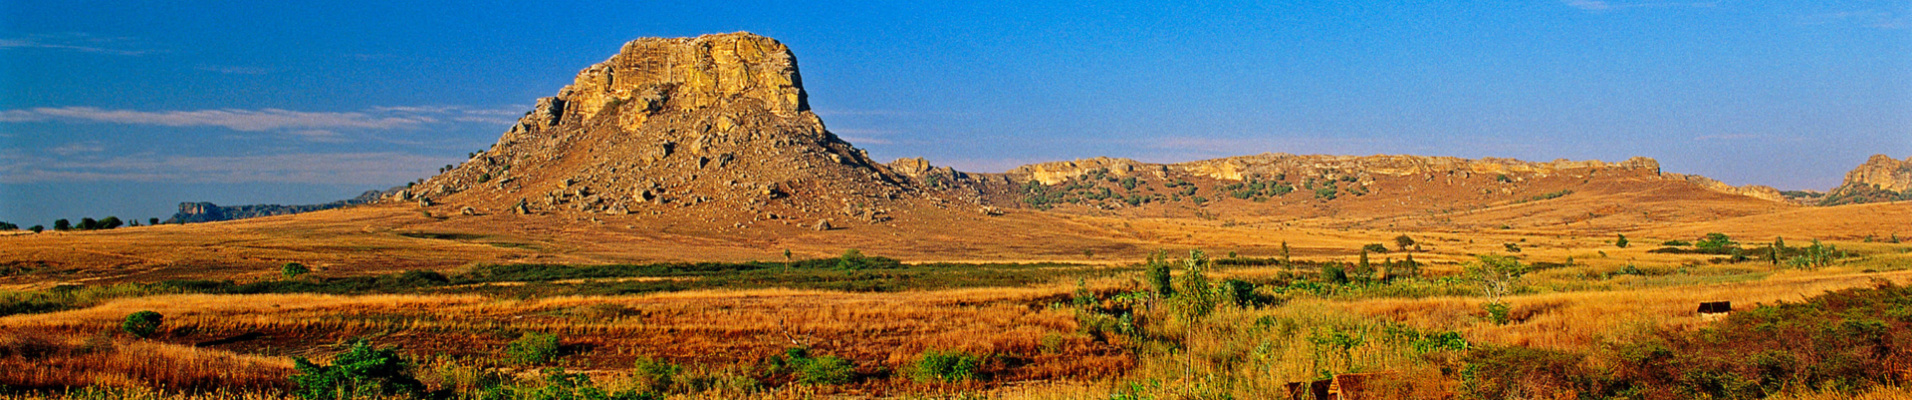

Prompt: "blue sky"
[2,1,1908,225]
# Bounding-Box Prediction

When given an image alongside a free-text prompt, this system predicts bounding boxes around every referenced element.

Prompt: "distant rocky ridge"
[1822,154,1912,206]
[994,154,1786,202]
[165,188,395,224]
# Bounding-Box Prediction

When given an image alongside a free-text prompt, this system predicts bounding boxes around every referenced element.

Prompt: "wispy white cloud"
[0,150,457,185]
[195,65,269,75]
[0,33,152,55]
[47,142,105,156]
[1562,0,1718,12]
[1802,10,1909,29]
[1,105,527,142]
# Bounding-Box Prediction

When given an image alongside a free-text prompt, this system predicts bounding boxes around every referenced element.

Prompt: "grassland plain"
[3,223,1911,399]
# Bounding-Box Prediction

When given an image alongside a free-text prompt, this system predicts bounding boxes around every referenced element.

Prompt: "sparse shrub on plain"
[291,340,426,400]
[631,355,682,392]
[913,349,984,382]
[1615,234,1629,248]
[121,310,162,338]
[506,332,562,365]
[282,262,310,279]
[764,347,856,385]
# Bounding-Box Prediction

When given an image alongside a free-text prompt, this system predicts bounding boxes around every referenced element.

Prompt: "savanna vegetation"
[3,231,1910,399]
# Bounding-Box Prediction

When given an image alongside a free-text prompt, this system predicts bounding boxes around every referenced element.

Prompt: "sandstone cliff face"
[1823,154,1912,205]
[407,33,915,223]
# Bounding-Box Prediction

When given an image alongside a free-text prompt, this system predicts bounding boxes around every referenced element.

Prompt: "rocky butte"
[404,32,919,226]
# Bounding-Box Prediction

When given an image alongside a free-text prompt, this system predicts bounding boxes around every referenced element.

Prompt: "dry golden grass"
[0,329,292,392]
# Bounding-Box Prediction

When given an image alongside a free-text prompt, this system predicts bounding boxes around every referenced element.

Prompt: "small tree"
[1615,234,1629,248]
[836,249,866,270]
[1696,232,1736,252]
[290,340,425,400]
[29,225,43,233]
[148,218,160,226]
[1466,255,1527,325]
[99,216,123,229]
[1280,241,1292,267]
[79,217,98,230]
[282,262,311,279]
[1146,250,1174,297]
[122,311,163,338]
[53,219,70,231]
[1394,235,1416,252]
[0,221,15,230]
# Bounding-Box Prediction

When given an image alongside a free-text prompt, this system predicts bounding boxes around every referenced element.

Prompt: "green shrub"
[913,349,983,382]
[121,310,162,338]
[1361,243,1390,253]
[1145,252,1173,297]
[766,347,856,385]
[501,368,658,400]
[1483,302,1511,325]
[291,340,426,400]
[631,355,681,392]
[1616,234,1629,248]
[506,332,562,365]
[282,262,311,279]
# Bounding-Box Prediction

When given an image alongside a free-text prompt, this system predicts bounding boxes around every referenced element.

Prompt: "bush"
[1145,252,1173,297]
[1361,243,1390,253]
[291,340,425,400]
[767,347,856,385]
[282,262,311,279]
[1616,234,1629,248]
[121,310,163,338]
[796,355,855,385]
[507,332,562,365]
[631,355,681,392]
[514,368,658,400]
[913,349,983,382]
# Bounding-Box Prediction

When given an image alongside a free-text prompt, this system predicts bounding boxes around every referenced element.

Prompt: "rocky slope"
[403,33,922,226]
[1822,154,1912,206]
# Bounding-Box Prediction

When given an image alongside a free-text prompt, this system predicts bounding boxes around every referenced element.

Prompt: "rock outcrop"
[408,33,914,224]
[1822,154,1912,206]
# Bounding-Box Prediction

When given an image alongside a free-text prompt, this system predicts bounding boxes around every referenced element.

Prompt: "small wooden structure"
[1698,301,1731,314]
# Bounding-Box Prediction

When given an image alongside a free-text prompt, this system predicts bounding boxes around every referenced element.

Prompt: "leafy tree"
[282,262,311,279]
[631,355,682,392]
[99,216,123,229]
[53,219,70,231]
[0,221,15,230]
[290,340,425,400]
[148,218,160,226]
[836,248,866,270]
[122,310,163,338]
[1614,234,1629,248]
[1321,263,1348,285]
[29,225,43,233]
[1361,243,1389,253]
[1695,232,1736,251]
[1394,235,1416,252]
[79,217,98,230]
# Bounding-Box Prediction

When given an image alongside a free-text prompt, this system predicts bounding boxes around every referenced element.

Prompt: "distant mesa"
[1821,154,1912,206]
